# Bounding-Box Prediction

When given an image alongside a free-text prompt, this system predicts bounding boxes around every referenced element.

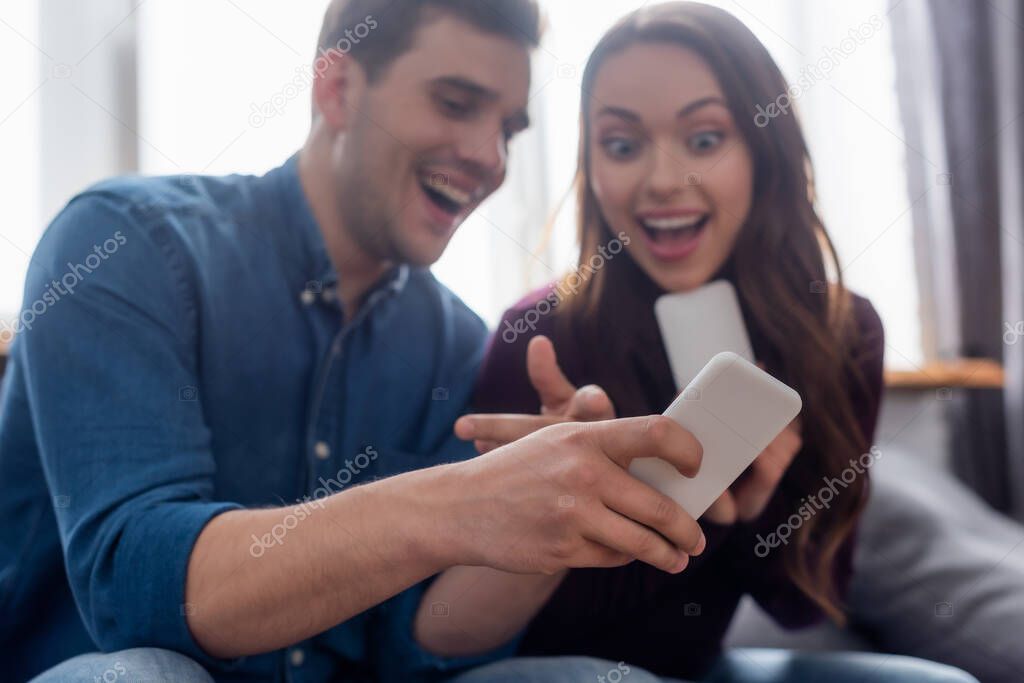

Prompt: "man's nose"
[456,125,507,178]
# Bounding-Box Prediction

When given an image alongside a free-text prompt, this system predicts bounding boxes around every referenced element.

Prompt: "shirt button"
[300,290,316,306]
[290,648,305,667]
[314,442,331,460]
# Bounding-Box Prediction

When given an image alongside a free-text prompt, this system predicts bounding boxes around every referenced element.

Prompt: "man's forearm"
[414,566,568,656]
[185,463,462,658]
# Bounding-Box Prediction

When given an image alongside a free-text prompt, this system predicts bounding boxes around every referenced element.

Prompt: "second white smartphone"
[655,280,754,389]
[628,352,802,519]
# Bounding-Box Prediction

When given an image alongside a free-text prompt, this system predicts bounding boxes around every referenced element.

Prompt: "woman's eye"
[601,137,640,160]
[689,130,724,153]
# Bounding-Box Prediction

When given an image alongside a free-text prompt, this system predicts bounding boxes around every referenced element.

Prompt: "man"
[0,1,705,681]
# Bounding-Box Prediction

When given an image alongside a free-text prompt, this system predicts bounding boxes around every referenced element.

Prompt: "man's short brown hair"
[317,0,542,82]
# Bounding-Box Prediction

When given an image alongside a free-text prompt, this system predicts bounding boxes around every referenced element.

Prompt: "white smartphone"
[655,281,754,389]
[628,352,802,519]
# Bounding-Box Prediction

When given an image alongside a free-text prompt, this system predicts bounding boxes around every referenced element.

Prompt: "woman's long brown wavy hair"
[558,2,872,623]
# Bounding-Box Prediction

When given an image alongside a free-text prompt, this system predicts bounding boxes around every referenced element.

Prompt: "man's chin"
[392,239,450,269]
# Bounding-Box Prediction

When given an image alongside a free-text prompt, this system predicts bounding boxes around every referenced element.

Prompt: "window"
[3,0,922,367]
[0,1,41,317]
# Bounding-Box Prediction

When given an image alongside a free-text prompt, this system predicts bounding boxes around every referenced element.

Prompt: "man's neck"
[296,144,391,317]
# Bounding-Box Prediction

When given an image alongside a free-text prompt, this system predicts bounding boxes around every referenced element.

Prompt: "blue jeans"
[448,651,980,683]
[28,648,214,683]
[30,649,978,683]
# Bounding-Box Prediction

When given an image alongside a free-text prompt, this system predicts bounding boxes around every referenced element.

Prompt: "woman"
[459,3,976,682]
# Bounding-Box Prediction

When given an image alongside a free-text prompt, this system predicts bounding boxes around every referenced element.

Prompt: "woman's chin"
[644,263,715,294]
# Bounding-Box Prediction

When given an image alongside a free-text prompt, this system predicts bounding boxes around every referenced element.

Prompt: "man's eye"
[439,97,473,117]
[689,130,724,153]
[601,137,640,159]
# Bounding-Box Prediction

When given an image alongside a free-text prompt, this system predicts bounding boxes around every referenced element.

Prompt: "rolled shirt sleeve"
[369,429,524,682]
[19,193,242,662]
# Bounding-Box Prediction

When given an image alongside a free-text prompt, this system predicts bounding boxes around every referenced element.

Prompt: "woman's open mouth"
[636,212,710,261]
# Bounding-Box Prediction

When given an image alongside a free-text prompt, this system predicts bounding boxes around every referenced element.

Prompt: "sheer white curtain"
[0,2,41,318]
[3,0,922,367]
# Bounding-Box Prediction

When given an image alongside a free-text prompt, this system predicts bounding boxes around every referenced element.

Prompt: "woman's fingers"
[564,384,616,421]
[526,336,577,414]
[455,413,565,444]
[732,420,803,521]
[703,489,738,525]
[473,439,501,455]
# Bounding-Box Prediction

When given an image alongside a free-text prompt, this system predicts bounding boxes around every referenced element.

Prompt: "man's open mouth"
[419,172,473,216]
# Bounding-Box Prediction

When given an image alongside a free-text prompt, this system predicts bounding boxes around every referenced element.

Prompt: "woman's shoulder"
[491,280,576,348]
[849,293,883,340]
[846,292,885,371]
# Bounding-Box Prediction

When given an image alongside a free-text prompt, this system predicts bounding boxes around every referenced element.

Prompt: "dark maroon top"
[472,278,885,679]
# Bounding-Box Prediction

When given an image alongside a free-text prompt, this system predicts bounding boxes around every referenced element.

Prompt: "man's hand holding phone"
[450,414,707,575]
[452,335,705,574]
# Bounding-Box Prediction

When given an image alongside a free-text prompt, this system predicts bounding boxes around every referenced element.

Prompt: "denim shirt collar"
[269,154,408,299]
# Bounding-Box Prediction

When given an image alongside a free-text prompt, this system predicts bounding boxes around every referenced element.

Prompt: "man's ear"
[311,49,363,130]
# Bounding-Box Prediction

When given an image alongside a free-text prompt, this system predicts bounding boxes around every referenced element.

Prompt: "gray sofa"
[724,448,1024,683]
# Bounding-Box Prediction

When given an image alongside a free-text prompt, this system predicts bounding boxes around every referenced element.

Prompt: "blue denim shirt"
[0,156,512,682]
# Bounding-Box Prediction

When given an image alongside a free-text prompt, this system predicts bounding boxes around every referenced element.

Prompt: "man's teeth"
[642,215,705,231]
[425,178,472,207]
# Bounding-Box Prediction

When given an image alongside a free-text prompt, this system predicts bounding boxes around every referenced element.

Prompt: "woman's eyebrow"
[678,95,728,117]
[596,105,642,122]
[596,96,728,123]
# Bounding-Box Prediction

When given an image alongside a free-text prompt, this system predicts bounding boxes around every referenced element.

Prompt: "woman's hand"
[703,417,803,525]
[455,335,615,453]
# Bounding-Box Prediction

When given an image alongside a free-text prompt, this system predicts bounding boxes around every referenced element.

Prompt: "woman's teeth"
[642,215,706,231]
[639,214,709,240]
